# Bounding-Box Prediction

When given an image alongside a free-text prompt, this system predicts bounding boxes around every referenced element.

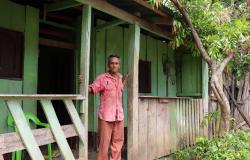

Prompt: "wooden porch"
[0,95,88,160]
[0,96,210,160]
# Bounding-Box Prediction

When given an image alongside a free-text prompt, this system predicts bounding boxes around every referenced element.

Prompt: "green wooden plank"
[176,50,203,97]
[88,15,95,132]
[146,36,158,96]
[107,25,124,72]
[6,100,44,160]
[23,6,39,117]
[79,4,91,160]
[175,50,182,96]
[74,16,81,101]
[140,34,147,60]
[0,0,25,32]
[123,28,129,127]
[202,59,209,98]
[167,47,176,97]
[40,100,75,160]
[181,54,193,93]
[63,100,86,143]
[93,19,106,131]
[195,56,202,94]
[157,41,167,96]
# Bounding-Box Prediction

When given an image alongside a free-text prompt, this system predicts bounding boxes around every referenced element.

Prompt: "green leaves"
[174,130,250,160]
[152,0,250,79]
[200,111,220,128]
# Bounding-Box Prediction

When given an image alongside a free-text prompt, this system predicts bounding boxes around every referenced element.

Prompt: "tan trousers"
[97,119,124,160]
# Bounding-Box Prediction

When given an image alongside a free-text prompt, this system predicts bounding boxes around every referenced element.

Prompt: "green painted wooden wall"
[0,2,205,134]
[175,46,203,97]
[0,0,39,133]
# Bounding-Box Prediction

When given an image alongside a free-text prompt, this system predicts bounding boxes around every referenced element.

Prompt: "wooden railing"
[0,94,87,160]
[138,96,209,160]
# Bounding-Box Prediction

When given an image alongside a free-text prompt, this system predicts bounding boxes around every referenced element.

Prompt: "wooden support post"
[202,59,209,99]
[63,100,86,143]
[23,6,39,114]
[202,60,209,136]
[127,24,140,160]
[79,4,92,160]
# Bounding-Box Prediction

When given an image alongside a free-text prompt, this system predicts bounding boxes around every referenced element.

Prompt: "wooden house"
[0,0,210,159]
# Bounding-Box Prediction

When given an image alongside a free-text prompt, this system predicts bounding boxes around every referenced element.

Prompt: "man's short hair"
[108,54,120,63]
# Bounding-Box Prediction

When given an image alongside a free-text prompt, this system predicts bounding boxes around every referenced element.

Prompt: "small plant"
[174,130,250,160]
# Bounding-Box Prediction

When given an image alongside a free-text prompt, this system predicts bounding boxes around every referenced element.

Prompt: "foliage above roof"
[150,0,250,78]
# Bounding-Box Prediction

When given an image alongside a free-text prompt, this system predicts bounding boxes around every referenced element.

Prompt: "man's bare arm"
[123,72,128,86]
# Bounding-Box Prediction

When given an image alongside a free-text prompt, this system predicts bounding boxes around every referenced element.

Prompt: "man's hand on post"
[78,74,84,84]
[123,72,128,86]
[78,74,93,93]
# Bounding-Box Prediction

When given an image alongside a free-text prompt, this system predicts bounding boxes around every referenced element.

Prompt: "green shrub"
[174,130,250,160]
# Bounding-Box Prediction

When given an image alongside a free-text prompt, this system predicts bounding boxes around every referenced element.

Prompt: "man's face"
[108,57,120,73]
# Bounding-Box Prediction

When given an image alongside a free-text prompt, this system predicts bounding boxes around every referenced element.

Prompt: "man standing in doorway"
[87,55,128,160]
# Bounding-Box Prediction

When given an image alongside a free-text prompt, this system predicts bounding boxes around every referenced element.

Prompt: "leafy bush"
[174,130,250,160]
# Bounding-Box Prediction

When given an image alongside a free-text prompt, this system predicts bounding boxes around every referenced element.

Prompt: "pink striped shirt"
[89,72,124,121]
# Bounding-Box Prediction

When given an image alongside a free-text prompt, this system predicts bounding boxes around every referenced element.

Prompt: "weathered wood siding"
[138,97,209,160]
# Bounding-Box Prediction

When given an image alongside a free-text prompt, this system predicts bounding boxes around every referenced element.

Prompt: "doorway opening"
[37,45,77,149]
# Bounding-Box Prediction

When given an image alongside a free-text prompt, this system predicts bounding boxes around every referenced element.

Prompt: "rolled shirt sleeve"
[89,75,105,94]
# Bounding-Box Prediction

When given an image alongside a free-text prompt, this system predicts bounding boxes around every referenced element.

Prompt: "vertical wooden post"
[23,6,39,115]
[202,59,209,99]
[127,24,140,160]
[202,59,209,137]
[79,4,91,160]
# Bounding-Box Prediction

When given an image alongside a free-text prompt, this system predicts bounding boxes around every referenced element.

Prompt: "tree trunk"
[210,68,231,133]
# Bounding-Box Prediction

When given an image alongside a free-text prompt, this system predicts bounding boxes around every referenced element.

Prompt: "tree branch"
[211,82,224,104]
[170,0,213,66]
[218,55,233,73]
